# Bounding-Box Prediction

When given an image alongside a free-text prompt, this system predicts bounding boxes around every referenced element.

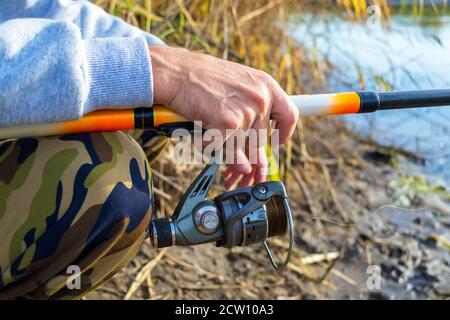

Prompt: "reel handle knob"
[149,218,175,248]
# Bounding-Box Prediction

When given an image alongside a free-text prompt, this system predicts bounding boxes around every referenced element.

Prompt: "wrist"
[150,45,186,106]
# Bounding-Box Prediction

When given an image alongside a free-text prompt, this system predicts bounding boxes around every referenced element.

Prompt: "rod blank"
[2,89,450,140]
[377,89,450,111]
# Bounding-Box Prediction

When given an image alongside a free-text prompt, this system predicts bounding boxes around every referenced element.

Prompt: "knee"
[2,132,153,260]
[0,132,154,298]
[85,132,154,241]
[61,131,154,245]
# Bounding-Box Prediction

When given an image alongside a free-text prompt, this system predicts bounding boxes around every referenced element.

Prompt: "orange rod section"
[153,105,188,127]
[61,109,135,133]
[329,92,361,115]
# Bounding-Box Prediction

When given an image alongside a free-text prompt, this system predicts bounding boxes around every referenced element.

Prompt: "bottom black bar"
[1,299,446,319]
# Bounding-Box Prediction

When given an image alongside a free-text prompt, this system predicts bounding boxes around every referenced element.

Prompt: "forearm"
[0,0,167,127]
[0,18,154,127]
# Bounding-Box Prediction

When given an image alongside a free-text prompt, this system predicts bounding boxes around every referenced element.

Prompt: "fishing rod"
[134,88,450,272]
[2,89,450,140]
[2,88,450,272]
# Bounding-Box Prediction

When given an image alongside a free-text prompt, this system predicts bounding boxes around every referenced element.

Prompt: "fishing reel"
[148,163,294,270]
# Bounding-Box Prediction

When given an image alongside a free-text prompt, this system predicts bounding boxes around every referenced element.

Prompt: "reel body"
[148,163,294,270]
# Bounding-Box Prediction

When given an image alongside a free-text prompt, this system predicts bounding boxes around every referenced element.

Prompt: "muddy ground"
[86,117,450,300]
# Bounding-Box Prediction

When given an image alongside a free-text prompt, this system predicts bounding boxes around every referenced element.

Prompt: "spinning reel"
[148,163,294,270]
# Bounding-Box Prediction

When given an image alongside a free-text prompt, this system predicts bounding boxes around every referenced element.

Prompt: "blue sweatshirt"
[0,0,164,127]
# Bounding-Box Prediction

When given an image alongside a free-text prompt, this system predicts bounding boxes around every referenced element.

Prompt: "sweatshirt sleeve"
[0,18,154,127]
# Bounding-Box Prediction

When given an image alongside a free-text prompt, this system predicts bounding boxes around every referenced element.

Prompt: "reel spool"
[148,163,294,271]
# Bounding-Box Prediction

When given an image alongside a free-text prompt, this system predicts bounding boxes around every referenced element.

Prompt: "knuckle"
[256,69,270,80]
[255,69,271,80]
[219,115,240,131]
[253,69,275,87]
[260,70,278,87]
[291,103,300,122]
[254,94,269,114]
[252,86,271,114]
[241,107,255,127]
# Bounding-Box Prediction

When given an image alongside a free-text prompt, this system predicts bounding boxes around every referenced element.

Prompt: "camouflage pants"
[0,131,167,299]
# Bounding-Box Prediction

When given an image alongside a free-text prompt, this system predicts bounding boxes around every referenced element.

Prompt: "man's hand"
[150,45,299,189]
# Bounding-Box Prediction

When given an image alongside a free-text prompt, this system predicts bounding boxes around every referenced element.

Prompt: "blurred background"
[87,0,450,300]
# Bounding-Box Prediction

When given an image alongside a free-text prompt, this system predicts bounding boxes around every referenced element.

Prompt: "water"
[290,12,450,185]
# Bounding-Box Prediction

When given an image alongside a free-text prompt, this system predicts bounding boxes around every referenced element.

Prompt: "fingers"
[239,146,268,187]
[224,170,243,190]
[224,146,269,190]
[253,146,268,184]
[270,86,300,144]
[224,148,251,189]
[238,169,255,188]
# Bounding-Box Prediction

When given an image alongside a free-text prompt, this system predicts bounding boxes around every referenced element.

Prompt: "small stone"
[434,284,450,296]
[423,193,450,215]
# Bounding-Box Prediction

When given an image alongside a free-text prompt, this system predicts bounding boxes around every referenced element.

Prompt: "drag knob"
[194,203,221,235]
